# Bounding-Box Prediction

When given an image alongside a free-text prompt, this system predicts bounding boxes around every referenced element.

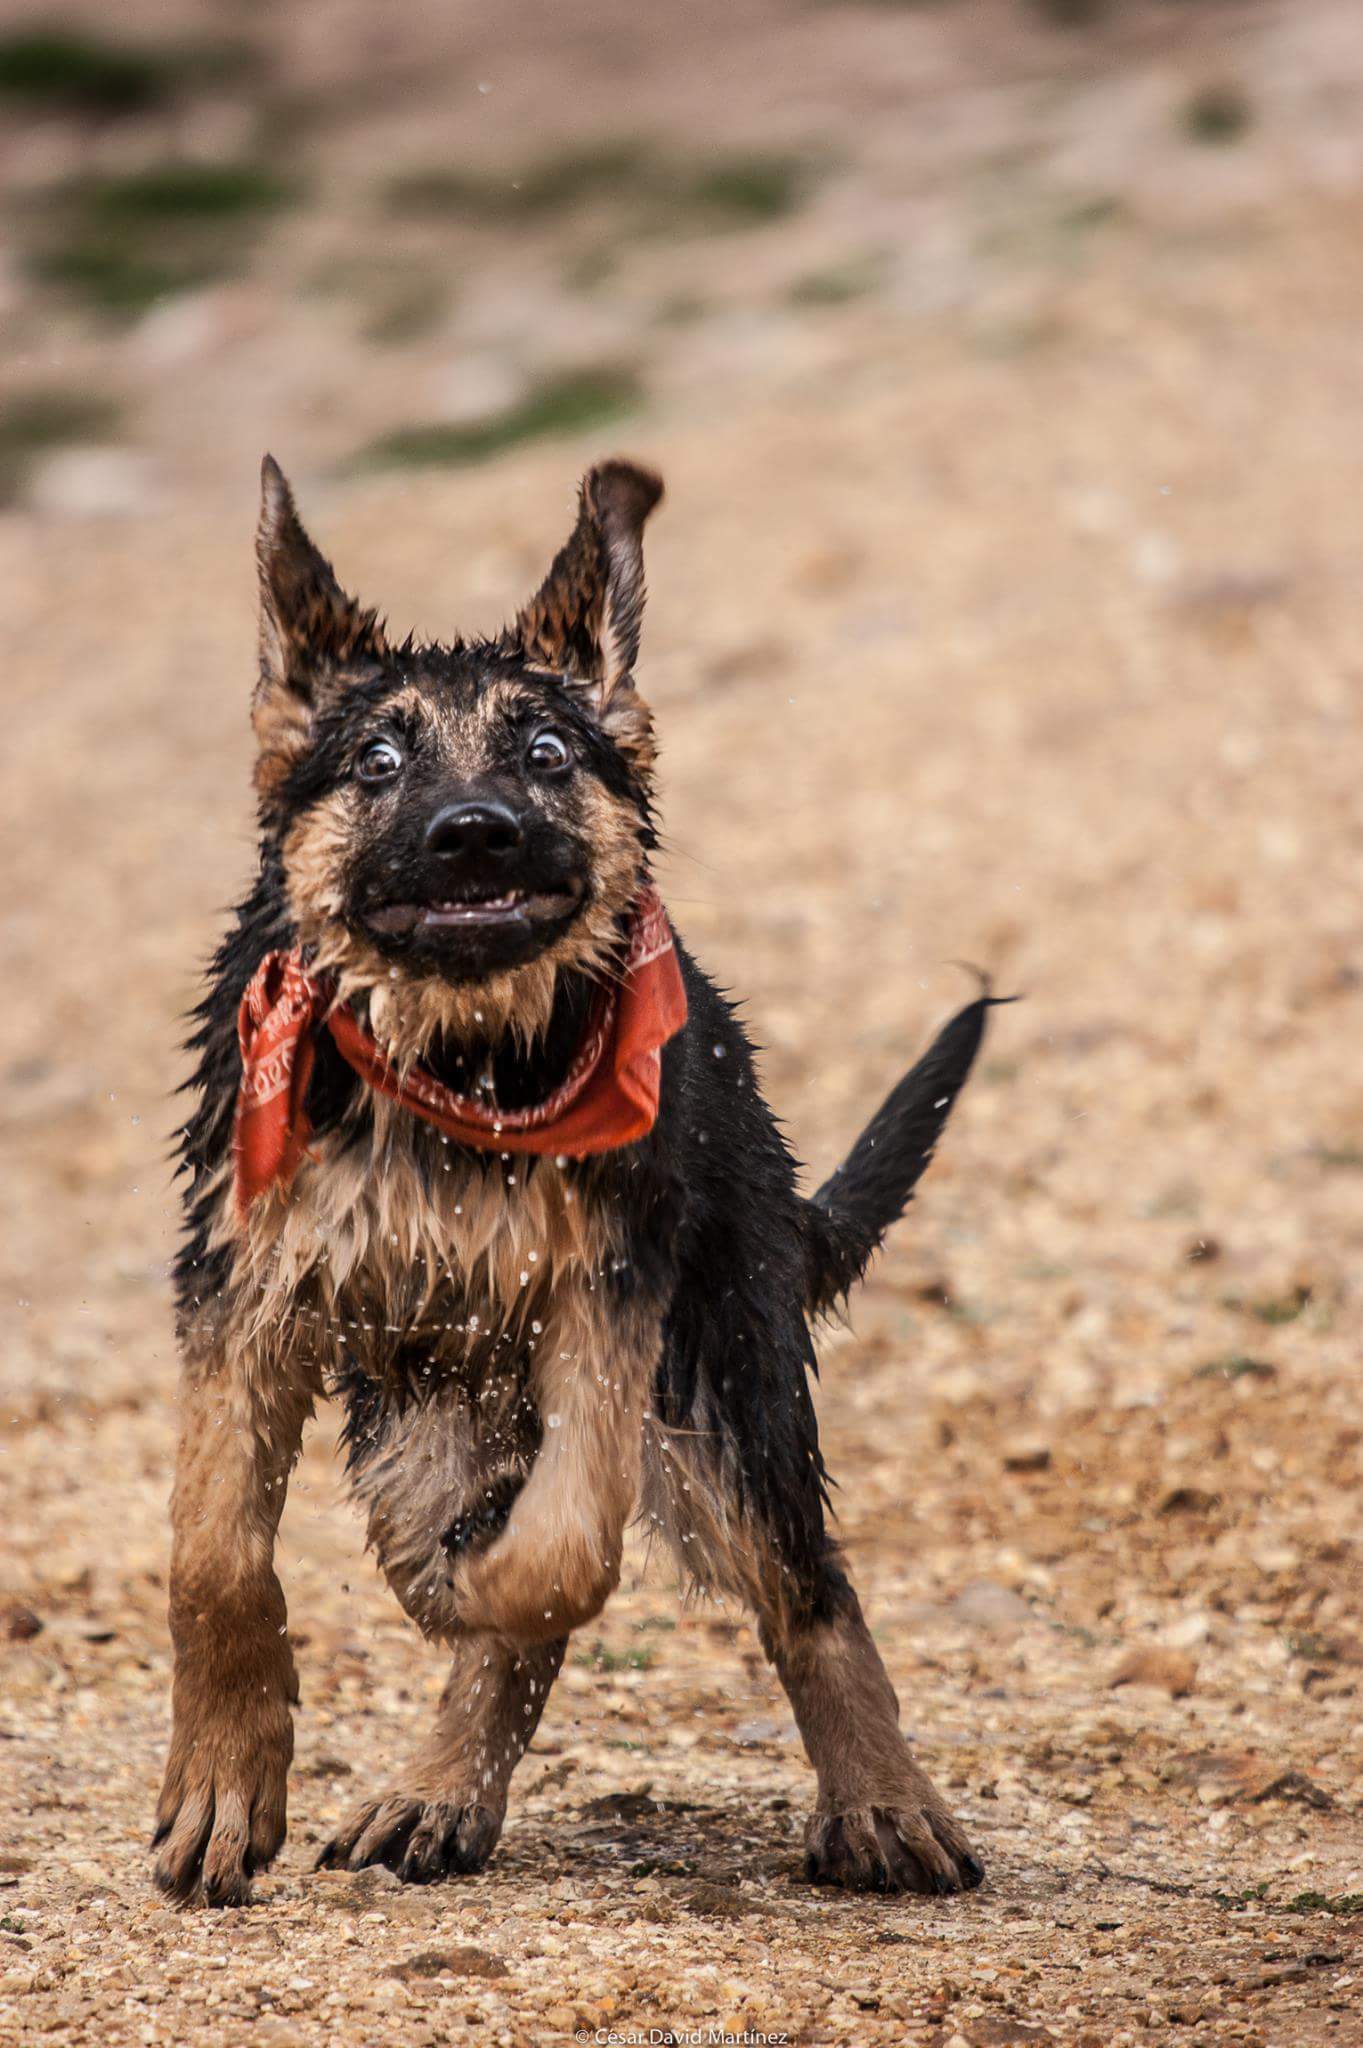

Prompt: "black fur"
[158,460,999,1910]
[175,794,996,1616]
[803,987,1012,1318]
[172,470,999,1620]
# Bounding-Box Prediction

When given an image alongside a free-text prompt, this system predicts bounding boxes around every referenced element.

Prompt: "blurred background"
[3,3,1363,2042]
[2,0,1361,506]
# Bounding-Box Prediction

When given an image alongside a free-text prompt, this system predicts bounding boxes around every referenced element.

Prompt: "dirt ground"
[3,3,1363,2044]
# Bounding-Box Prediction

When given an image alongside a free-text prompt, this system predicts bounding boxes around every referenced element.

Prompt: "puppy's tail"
[802,980,1013,1318]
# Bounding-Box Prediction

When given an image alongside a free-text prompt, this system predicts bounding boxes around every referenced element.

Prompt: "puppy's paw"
[153,1710,291,1907]
[803,1800,984,1897]
[317,1793,502,1884]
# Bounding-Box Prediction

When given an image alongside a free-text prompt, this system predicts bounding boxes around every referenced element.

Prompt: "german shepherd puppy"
[154,456,998,1907]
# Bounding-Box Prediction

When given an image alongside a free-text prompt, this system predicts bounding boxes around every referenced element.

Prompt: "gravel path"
[3,5,1363,2042]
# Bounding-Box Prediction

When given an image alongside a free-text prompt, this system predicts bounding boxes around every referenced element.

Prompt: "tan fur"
[158,456,985,1907]
[163,1082,639,1897]
[640,1411,791,1622]
[319,1632,566,1879]
[154,1337,316,1903]
[216,1099,605,1358]
[452,1290,659,1641]
[278,679,647,1061]
[775,1601,976,1890]
[194,1094,640,1642]
[157,456,991,1907]
[641,1419,977,1889]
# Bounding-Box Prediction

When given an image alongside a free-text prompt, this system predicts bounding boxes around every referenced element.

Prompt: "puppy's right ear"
[254,456,387,796]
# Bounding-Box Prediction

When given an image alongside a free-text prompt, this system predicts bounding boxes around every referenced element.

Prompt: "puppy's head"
[252,456,663,1046]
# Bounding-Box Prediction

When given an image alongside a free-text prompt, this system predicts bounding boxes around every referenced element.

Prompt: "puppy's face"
[281,654,649,990]
[251,459,662,1030]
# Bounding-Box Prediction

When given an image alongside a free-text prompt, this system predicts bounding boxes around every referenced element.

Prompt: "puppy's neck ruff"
[231,885,687,1217]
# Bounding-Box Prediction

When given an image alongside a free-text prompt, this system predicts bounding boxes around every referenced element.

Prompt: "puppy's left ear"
[510,460,663,718]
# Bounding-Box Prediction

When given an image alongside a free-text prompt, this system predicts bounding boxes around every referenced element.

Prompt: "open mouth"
[365,878,585,938]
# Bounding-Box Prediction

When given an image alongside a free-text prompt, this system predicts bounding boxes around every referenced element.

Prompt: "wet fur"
[156,457,994,1907]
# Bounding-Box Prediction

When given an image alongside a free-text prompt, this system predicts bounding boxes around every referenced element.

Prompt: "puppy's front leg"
[154,1339,313,1905]
[453,1296,659,1643]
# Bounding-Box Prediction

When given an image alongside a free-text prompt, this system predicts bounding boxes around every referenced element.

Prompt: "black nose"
[424,800,525,861]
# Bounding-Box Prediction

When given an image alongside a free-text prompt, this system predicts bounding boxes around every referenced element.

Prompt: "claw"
[316,1795,503,1885]
[804,1803,984,1898]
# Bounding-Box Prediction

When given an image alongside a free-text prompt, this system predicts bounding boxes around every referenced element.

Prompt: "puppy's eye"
[527,730,571,775]
[357,739,403,785]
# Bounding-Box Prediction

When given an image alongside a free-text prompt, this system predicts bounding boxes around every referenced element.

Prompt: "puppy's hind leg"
[318,1631,566,1883]
[763,1558,984,1896]
[644,1423,984,1897]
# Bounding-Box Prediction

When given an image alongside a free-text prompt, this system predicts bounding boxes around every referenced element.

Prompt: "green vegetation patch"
[0,388,122,502]
[1310,1142,1363,1172]
[1183,83,1253,146]
[0,27,170,113]
[1212,1882,1270,1910]
[386,140,653,223]
[358,368,642,471]
[30,237,212,314]
[788,253,885,307]
[676,152,808,226]
[0,26,260,114]
[1031,0,1108,24]
[28,159,298,317]
[384,141,814,239]
[576,1638,655,1673]
[1215,1883,1363,1918]
[1248,1284,1312,1326]
[89,161,292,224]
[1193,1353,1277,1383]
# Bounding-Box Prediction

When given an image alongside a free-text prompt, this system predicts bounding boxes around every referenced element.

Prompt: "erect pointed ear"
[510,460,663,710]
[254,455,387,793]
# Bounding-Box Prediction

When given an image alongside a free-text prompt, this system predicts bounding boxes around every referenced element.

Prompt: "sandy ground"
[4,4,1363,2044]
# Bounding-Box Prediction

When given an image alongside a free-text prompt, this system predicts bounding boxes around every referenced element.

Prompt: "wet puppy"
[154,455,999,1906]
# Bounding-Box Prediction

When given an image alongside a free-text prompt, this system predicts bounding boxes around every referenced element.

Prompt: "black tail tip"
[946,961,1024,1008]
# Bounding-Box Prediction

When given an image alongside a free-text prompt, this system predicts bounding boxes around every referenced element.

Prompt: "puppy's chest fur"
[224,1102,650,1641]
[224,1097,617,1430]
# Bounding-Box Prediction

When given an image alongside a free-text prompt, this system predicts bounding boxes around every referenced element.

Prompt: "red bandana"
[232,887,687,1219]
